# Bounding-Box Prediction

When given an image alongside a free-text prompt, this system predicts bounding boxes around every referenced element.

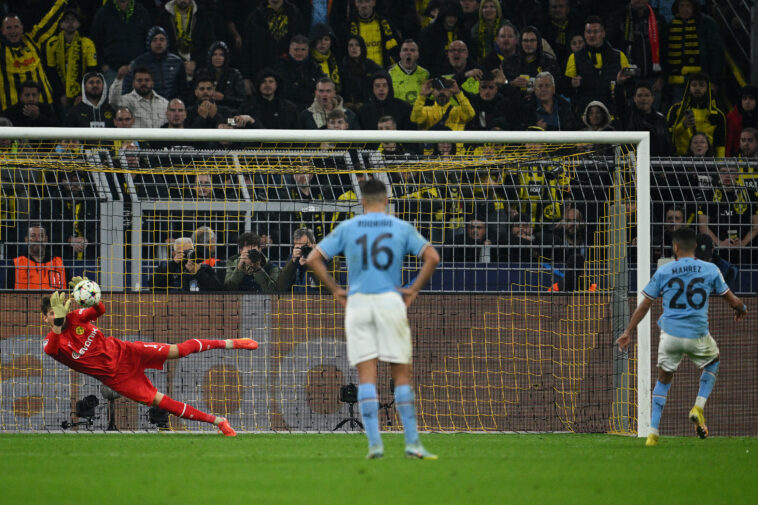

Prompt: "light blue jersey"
[643,257,729,339]
[316,212,429,296]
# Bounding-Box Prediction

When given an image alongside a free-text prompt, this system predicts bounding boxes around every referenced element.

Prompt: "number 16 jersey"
[317,212,429,296]
[642,257,730,339]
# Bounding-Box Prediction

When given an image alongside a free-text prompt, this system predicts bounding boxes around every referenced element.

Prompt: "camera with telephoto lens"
[298,245,313,258]
[339,383,358,404]
[75,394,99,419]
[247,248,266,266]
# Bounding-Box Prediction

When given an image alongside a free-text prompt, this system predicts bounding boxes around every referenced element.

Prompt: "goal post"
[0,126,651,434]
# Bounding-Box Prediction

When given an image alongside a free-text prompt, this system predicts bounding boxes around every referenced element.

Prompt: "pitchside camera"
[76,395,99,418]
[339,383,358,404]
[147,407,170,429]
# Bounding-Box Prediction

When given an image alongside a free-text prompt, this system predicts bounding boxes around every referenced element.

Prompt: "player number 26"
[667,277,707,310]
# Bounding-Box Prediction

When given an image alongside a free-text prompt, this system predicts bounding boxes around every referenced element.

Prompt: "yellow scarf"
[267,6,289,42]
[174,4,193,54]
[51,32,83,99]
[311,48,341,89]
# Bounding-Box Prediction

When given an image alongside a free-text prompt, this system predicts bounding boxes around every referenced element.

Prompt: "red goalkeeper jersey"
[43,303,129,382]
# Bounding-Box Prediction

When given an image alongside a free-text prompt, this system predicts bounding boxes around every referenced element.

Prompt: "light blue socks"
[651,381,672,431]
[394,384,420,446]
[358,383,382,448]
[696,360,719,408]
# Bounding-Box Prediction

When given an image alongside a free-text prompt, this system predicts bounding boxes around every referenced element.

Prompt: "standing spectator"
[243,0,306,88]
[419,0,469,78]
[410,77,475,131]
[300,77,359,129]
[45,9,98,109]
[358,71,413,131]
[502,26,561,91]
[666,72,726,157]
[737,128,758,158]
[469,0,505,63]
[563,16,632,114]
[501,0,545,33]
[1,80,59,127]
[479,22,519,73]
[157,0,216,79]
[109,66,170,128]
[501,213,537,263]
[346,0,401,68]
[663,0,722,102]
[120,26,186,101]
[224,232,281,293]
[64,72,115,128]
[147,98,190,149]
[726,85,758,157]
[388,39,430,105]
[9,223,67,290]
[0,1,68,111]
[459,0,481,34]
[91,0,151,85]
[193,41,246,111]
[274,34,326,112]
[339,35,381,113]
[309,23,342,94]
[685,131,714,157]
[624,82,673,155]
[542,0,584,67]
[438,39,481,95]
[525,71,579,131]
[242,68,300,129]
[581,100,615,132]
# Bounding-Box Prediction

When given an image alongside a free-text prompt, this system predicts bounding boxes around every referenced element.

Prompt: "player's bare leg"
[391,363,437,460]
[165,338,258,359]
[151,392,236,436]
[647,369,674,446]
[356,359,383,458]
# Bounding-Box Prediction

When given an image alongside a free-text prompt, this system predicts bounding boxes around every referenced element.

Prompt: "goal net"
[0,127,655,434]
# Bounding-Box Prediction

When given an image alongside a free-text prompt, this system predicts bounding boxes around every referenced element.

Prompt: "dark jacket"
[607,5,667,79]
[625,107,673,156]
[156,0,217,65]
[192,41,246,110]
[418,2,470,77]
[338,35,382,111]
[224,252,281,293]
[91,0,152,68]
[242,68,300,129]
[243,0,306,78]
[64,72,115,127]
[2,102,58,127]
[467,87,527,131]
[525,94,580,131]
[358,70,413,130]
[501,29,561,84]
[568,42,625,114]
[273,54,326,112]
[122,48,187,100]
[150,259,223,292]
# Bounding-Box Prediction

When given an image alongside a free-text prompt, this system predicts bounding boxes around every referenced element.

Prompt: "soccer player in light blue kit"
[306,178,440,459]
[616,227,747,446]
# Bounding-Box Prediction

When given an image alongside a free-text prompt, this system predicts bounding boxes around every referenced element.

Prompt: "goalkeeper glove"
[68,276,88,290]
[51,291,72,320]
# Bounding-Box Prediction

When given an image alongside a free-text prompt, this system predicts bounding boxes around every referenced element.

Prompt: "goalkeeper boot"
[689,406,709,439]
[645,433,659,447]
[366,445,384,460]
[405,444,438,460]
[217,418,237,437]
[231,338,259,350]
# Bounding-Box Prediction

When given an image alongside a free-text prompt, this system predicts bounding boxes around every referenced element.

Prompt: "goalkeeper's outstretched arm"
[616,297,655,351]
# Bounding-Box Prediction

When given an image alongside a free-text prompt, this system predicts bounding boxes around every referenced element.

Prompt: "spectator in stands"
[623,82,673,155]
[479,22,519,74]
[191,225,223,268]
[388,39,430,105]
[446,216,492,262]
[439,39,481,95]
[150,236,192,291]
[686,131,714,157]
[581,100,615,132]
[344,0,401,68]
[286,171,333,239]
[526,71,579,131]
[536,206,588,290]
[375,114,416,154]
[64,72,115,128]
[164,98,187,129]
[501,0,546,35]
[274,34,326,112]
[276,227,323,292]
[300,77,359,129]
[459,0,481,34]
[698,165,758,265]
[193,41,246,111]
[738,128,758,158]
[652,204,686,261]
[45,9,98,109]
[242,68,300,129]
[91,0,151,85]
[339,35,381,113]
[326,109,349,130]
[358,71,413,131]
[419,1,469,78]
[469,69,525,131]
[469,0,505,64]
[186,74,236,128]
[309,23,342,94]
[667,72,726,157]
[119,26,187,101]
[110,106,141,168]
[243,0,306,89]
[157,0,216,79]
[9,223,67,290]
[516,155,570,224]
[411,77,475,131]
[726,85,758,157]
[224,232,281,293]
[564,16,632,115]
[109,66,170,128]
[501,213,536,263]
[663,0,722,101]
[1,80,58,127]
[0,3,67,112]
[503,26,561,97]
[542,0,584,67]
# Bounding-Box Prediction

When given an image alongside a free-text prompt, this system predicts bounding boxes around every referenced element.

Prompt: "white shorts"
[344,291,412,366]
[657,331,720,372]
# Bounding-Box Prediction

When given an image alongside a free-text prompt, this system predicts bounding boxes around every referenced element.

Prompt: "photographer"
[224,232,280,292]
[150,237,223,292]
[276,228,323,293]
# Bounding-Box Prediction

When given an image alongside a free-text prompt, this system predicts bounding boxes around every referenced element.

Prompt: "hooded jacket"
[310,23,342,93]
[242,68,300,129]
[666,74,726,156]
[501,27,560,84]
[273,52,326,112]
[357,70,413,130]
[338,35,382,108]
[726,85,758,156]
[157,0,216,64]
[418,1,470,77]
[193,41,246,110]
[120,26,186,100]
[581,100,613,131]
[91,0,151,69]
[65,73,115,127]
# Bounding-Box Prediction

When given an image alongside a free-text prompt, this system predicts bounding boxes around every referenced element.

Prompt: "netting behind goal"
[0,129,754,435]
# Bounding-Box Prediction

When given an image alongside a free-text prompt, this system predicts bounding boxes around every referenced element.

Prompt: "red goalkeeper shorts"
[104,341,170,405]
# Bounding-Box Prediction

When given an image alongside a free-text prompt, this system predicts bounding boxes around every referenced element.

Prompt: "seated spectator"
[64,72,115,128]
[276,227,324,293]
[438,39,481,95]
[224,232,281,293]
[525,71,579,131]
[479,23,520,75]
[469,0,506,64]
[110,106,141,168]
[446,216,492,262]
[309,23,342,94]
[358,71,413,131]
[726,85,758,157]
[388,39,430,105]
[666,72,727,156]
[150,237,222,292]
[192,41,246,111]
[376,115,417,154]
[9,223,67,290]
[91,0,151,85]
[242,68,300,129]
[274,34,326,112]
[339,35,381,114]
[536,206,589,290]
[623,83,673,155]
[411,78,475,131]
[652,205,686,262]
[109,66,169,128]
[1,80,58,127]
[581,100,614,132]
[186,74,237,128]
[501,213,537,263]
[119,26,187,101]
[738,128,758,158]
[164,98,187,130]
[300,77,358,129]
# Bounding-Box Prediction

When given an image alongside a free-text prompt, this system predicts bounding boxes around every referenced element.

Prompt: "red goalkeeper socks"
[157,395,215,424]
[176,339,227,357]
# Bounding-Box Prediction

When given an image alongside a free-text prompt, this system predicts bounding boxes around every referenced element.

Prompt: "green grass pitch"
[1,433,756,505]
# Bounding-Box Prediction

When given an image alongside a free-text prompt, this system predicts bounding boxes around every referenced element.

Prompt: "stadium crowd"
[1,0,757,293]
